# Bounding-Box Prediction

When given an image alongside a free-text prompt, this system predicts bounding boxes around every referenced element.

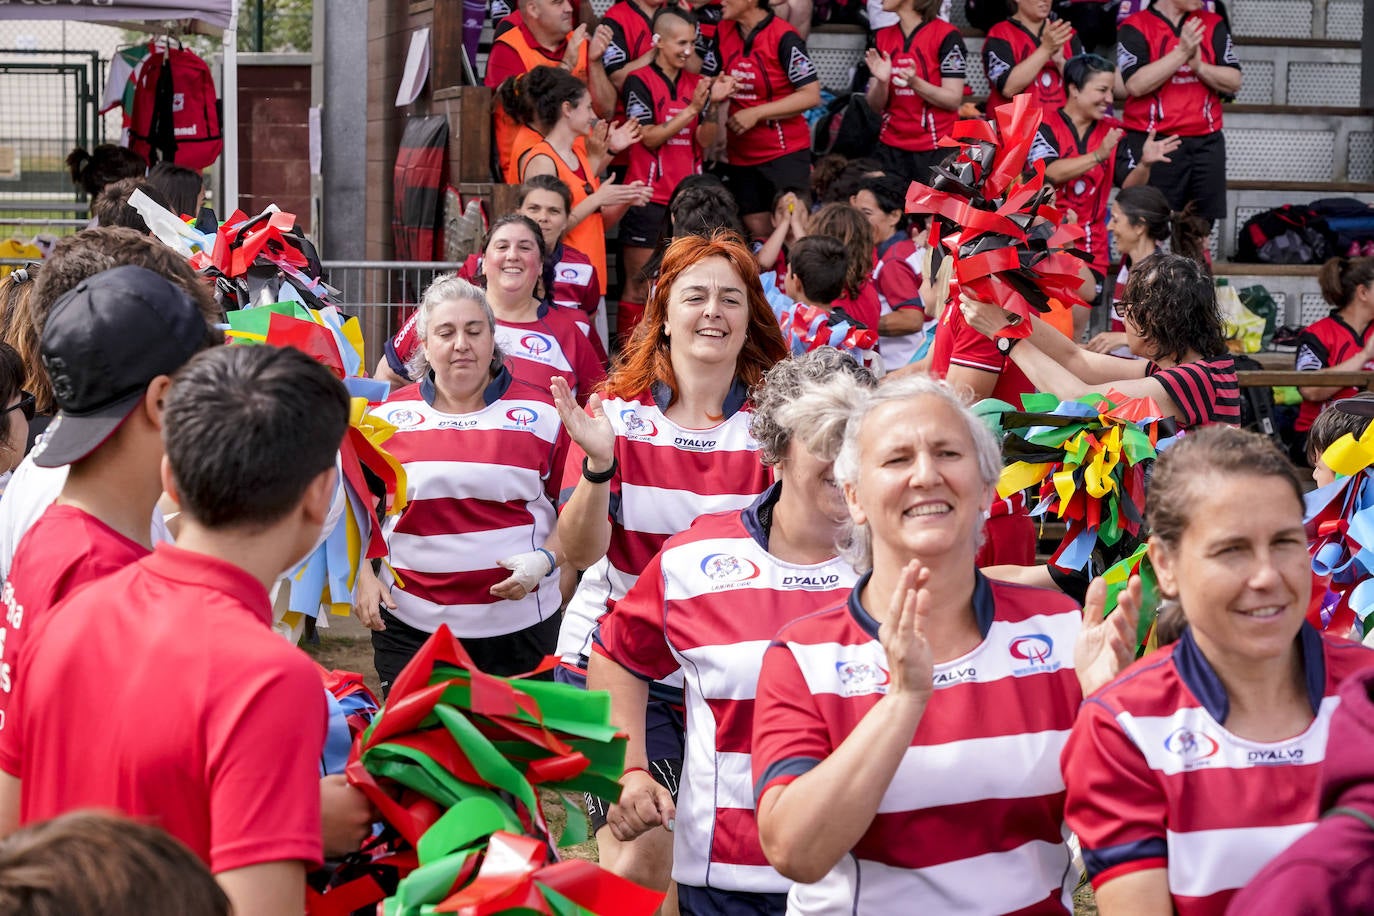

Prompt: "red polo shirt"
[0,544,327,873]
[0,505,149,737]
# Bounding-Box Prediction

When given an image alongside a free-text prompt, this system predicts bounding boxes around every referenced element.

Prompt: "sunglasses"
[3,392,35,423]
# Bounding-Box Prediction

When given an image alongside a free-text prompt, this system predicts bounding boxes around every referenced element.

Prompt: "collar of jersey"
[420,365,514,409]
[1173,622,1326,725]
[741,480,783,549]
[845,568,996,640]
[876,230,909,259]
[650,378,749,417]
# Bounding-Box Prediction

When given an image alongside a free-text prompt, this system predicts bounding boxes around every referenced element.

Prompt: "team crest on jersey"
[1222,34,1238,65]
[625,90,654,124]
[603,44,627,68]
[620,409,658,439]
[504,406,539,429]
[491,0,512,17]
[700,553,761,583]
[985,51,1011,84]
[385,408,423,429]
[787,47,816,85]
[1040,71,1053,87]
[1027,132,1055,164]
[519,333,554,358]
[1074,179,1088,195]
[1163,726,1220,769]
[1116,44,1138,73]
[835,659,890,697]
[1008,633,1061,675]
[941,45,965,73]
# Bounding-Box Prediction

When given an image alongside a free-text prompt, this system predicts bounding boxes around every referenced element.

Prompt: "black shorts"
[371,608,560,697]
[677,885,788,916]
[875,143,951,189]
[554,662,684,832]
[619,202,669,249]
[722,149,812,216]
[1124,129,1227,222]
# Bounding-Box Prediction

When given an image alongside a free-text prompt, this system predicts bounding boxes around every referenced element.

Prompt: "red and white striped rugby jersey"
[753,574,1084,914]
[1063,625,1374,916]
[372,370,568,637]
[595,484,858,893]
[555,380,773,669]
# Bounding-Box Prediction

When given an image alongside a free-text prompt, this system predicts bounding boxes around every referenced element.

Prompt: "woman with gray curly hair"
[750,374,1137,914]
[587,348,874,914]
[354,275,569,689]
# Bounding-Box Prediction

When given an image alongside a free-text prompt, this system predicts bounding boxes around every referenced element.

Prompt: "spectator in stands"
[486,0,617,178]
[801,203,880,333]
[983,0,1082,114]
[0,344,349,916]
[1031,54,1180,282]
[89,179,172,235]
[0,811,229,916]
[553,233,788,901]
[635,174,749,293]
[756,189,808,275]
[65,145,145,211]
[750,373,1133,913]
[517,175,608,355]
[520,68,652,301]
[864,0,966,188]
[852,175,931,371]
[1063,425,1373,915]
[1307,393,1374,489]
[0,266,51,450]
[961,252,1240,428]
[1117,0,1241,229]
[1290,257,1374,465]
[145,162,206,219]
[601,0,672,90]
[355,276,568,685]
[816,158,885,206]
[619,8,736,344]
[715,0,822,239]
[784,236,880,370]
[590,348,871,915]
[1085,186,1211,355]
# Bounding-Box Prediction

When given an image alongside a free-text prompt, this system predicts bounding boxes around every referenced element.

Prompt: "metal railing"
[319,260,466,368]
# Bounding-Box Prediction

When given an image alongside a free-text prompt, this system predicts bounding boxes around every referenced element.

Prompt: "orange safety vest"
[493,29,589,184]
[522,139,606,294]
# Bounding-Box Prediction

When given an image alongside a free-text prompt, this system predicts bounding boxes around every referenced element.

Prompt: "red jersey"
[832,278,881,333]
[873,18,966,152]
[1030,111,1128,275]
[871,233,927,370]
[1295,315,1374,433]
[624,64,706,207]
[595,484,857,893]
[928,297,1037,405]
[753,574,1082,913]
[983,18,1082,113]
[1,544,327,872]
[1117,8,1239,136]
[693,1,724,76]
[1145,356,1241,428]
[1064,625,1373,916]
[0,505,149,736]
[601,0,656,77]
[716,13,818,166]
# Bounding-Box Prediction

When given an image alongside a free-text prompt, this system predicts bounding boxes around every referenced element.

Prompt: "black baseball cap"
[33,264,206,468]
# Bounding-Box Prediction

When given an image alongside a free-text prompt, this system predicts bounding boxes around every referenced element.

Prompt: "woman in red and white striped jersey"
[1062,426,1374,915]
[750,375,1136,914]
[353,275,569,691]
[590,348,873,915]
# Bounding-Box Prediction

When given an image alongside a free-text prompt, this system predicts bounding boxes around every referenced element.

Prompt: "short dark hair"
[66,144,146,199]
[789,236,849,305]
[32,228,223,349]
[652,4,696,30]
[1308,392,1374,463]
[164,345,349,530]
[518,173,573,212]
[145,162,203,217]
[1064,53,1116,90]
[90,178,171,234]
[0,811,229,916]
[1119,252,1225,363]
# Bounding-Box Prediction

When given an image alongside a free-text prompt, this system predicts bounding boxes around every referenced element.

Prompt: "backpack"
[1307,198,1374,251]
[1235,205,1334,265]
[812,93,881,159]
[1231,353,1281,442]
[128,45,223,170]
[965,0,1010,32]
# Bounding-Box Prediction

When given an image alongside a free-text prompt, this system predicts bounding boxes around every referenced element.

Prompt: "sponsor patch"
[985,50,1011,84]
[835,659,890,697]
[1116,44,1138,73]
[787,46,816,84]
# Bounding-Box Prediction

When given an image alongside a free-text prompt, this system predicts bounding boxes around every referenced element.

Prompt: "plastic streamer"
[305,626,663,916]
[772,299,880,371]
[985,391,1179,573]
[1302,422,1374,637]
[904,95,1091,335]
[1096,543,1161,658]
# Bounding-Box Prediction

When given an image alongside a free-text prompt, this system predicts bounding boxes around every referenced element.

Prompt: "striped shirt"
[752,573,1083,915]
[1063,625,1373,916]
[556,380,772,669]
[595,484,857,894]
[1145,355,1240,428]
[373,370,567,636]
[872,233,929,372]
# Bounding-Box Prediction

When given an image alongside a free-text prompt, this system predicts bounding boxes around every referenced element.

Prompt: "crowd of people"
[1,0,1374,913]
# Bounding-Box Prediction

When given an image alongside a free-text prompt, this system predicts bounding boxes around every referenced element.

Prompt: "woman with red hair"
[551,231,788,902]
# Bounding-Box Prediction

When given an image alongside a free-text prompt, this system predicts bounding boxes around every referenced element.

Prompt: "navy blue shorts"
[677,884,788,916]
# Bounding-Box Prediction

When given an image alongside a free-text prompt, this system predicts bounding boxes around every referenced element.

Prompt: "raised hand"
[865,48,893,84]
[1097,126,1124,160]
[1044,18,1075,54]
[710,74,739,102]
[1140,129,1181,165]
[879,560,935,703]
[1073,575,1140,696]
[590,24,614,62]
[552,376,615,467]
[587,119,611,162]
[1177,18,1205,63]
[690,77,712,114]
[565,24,589,66]
[607,117,643,153]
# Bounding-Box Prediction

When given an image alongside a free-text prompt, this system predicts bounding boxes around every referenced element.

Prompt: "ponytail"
[1318,255,1374,309]
[1168,202,1211,274]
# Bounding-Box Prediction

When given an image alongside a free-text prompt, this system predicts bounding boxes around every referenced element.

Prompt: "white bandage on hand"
[496,550,557,593]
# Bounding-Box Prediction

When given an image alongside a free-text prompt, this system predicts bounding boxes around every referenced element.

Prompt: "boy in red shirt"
[0,344,351,916]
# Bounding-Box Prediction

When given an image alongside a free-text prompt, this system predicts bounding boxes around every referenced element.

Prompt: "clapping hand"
[1073,576,1140,696]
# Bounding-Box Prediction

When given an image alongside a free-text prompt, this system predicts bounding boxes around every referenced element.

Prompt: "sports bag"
[128,45,223,170]
[1235,205,1334,265]
[812,93,881,159]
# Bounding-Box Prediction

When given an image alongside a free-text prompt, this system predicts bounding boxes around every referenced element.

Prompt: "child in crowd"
[783,236,881,371]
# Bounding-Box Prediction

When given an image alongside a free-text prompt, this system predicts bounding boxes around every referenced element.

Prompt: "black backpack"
[1231,353,1281,443]
[1235,205,1334,265]
[812,93,881,159]
[1307,197,1374,252]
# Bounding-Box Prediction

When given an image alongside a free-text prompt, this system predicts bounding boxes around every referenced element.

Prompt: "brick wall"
[238,64,312,231]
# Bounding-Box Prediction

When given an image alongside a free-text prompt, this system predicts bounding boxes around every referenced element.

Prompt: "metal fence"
[319,260,466,368]
[0,48,105,206]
